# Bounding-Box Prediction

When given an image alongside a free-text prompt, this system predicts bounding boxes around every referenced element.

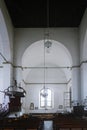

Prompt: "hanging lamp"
[45,0,52,53]
[40,41,48,98]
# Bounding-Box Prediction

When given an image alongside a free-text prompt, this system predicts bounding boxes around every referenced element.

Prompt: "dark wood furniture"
[0,117,43,130]
[8,97,21,112]
[53,115,87,130]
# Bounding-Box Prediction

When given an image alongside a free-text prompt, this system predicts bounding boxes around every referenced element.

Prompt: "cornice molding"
[1,52,87,70]
[22,79,72,85]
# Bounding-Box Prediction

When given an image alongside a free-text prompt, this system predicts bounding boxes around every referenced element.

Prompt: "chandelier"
[45,0,52,53]
[40,42,48,98]
[40,0,52,98]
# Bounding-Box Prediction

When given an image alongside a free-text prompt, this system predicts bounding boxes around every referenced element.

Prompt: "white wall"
[22,84,67,113]
[14,28,79,66]
[0,0,14,104]
[14,28,79,86]
[0,0,87,112]
[13,28,81,113]
[79,9,87,100]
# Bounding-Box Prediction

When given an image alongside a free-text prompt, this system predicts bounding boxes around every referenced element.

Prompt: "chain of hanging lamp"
[40,37,48,98]
[43,37,48,97]
[40,0,50,98]
[45,0,52,52]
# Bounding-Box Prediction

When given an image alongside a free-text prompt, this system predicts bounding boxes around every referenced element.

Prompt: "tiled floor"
[43,120,53,130]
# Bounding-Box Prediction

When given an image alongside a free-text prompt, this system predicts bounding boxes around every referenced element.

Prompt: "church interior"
[1,0,87,129]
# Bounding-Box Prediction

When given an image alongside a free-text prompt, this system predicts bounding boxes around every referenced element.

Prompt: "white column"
[3,63,11,89]
[13,67,22,84]
[0,67,4,103]
[3,63,12,104]
[72,67,81,102]
[80,63,87,100]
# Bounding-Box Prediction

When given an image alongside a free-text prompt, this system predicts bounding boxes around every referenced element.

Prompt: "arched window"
[40,88,52,109]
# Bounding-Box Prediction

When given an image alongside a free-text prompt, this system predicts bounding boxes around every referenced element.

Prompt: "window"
[40,88,53,109]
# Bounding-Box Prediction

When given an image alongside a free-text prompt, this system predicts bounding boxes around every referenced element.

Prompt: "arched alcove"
[0,9,12,104]
[0,35,4,103]
[21,40,72,113]
[22,40,72,80]
[82,30,87,60]
[0,10,11,60]
[80,29,87,99]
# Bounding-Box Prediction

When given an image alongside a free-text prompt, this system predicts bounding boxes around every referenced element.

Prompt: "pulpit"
[8,97,21,112]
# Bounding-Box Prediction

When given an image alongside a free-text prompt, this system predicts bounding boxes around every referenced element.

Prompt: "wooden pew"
[53,116,87,130]
[0,117,43,130]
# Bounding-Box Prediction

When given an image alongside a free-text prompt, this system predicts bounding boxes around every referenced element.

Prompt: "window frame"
[39,88,53,109]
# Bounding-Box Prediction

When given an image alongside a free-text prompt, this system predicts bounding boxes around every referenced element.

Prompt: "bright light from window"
[40,88,52,109]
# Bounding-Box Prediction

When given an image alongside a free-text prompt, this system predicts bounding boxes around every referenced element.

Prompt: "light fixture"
[45,40,52,48]
[40,42,48,98]
[44,0,52,53]
[40,88,48,98]
[45,40,52,53]
[40,0,52,98]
